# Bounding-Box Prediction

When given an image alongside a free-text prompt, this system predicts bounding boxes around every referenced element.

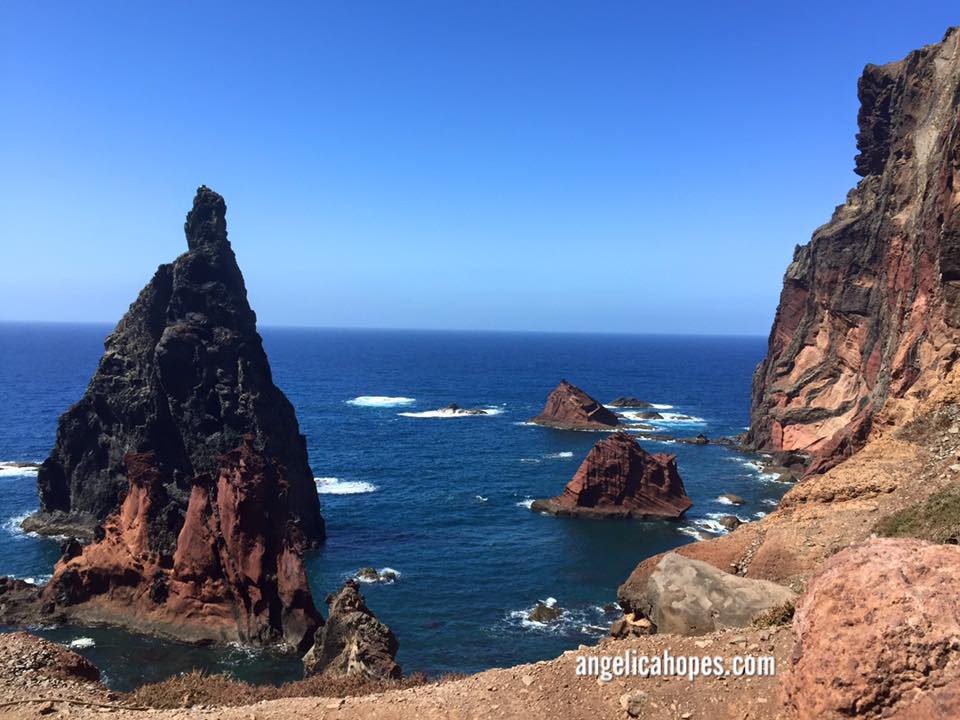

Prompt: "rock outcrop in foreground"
[29,186,324,544]
[632,553,797,636]
[530,380,620,430]
[302,581,401,680]
[748,28,960,475]
[782,538,960,719]
[42,438,320,650]
[531,432,692,519]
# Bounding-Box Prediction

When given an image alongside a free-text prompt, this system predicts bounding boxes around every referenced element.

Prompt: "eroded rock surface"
[781,538,960,719]
[531,432,692,519]
[42,438,320,650]
[31,186,324,544]
[530,380,620,430]
[748,28,960,475]
[303,581,401,680]
[629,553,796,636]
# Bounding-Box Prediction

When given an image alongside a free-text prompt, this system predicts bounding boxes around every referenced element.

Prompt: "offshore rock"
[41,439,320,650]
[531,432,692,519]
[748,28,960,474]
[530,380,620,430]
[31,186,324,544]
[302,580,401,680]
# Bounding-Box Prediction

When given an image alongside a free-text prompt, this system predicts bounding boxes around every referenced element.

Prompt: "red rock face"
[43,438,320,651]
[530,380,620,430]
[532,432,692,518]
[781,538,960,719]
[748,28,960,474]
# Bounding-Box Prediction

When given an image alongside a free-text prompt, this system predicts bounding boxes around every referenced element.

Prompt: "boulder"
[303,581,401,680]
[781,538,960,719]
[527,601,562,623]
[609,397,653,408]
[719,493,745,505]
[31,186,324,544]
[717,515,742,531]
[530,380,620,430]
[634,553,797,635]
[531,432,692,519]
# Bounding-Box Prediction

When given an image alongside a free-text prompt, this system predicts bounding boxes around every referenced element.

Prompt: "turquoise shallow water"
[0,324,787,690]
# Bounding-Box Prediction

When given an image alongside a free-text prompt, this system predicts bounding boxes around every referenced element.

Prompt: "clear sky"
[1,2,956,334]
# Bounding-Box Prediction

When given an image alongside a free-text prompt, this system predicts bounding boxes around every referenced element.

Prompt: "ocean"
[0,323,787,690]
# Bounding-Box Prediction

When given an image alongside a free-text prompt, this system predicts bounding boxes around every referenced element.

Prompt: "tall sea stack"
[748,28,960,475]
[29,186,325,545]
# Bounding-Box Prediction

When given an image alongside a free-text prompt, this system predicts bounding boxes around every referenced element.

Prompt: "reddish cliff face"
[530,380,620,430]
[748,28,960,474]
[43,438,320,651]
[531,432,692,519]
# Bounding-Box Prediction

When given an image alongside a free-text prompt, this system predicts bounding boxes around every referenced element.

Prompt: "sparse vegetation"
[751,601,795,628]
[873,488,960,544]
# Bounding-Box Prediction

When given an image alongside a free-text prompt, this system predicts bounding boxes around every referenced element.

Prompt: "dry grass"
[874,487,960,544]
[751,602,795,628]
[128,669,453,709]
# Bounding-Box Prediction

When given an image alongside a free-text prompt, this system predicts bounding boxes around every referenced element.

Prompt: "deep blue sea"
[0,323,786,690]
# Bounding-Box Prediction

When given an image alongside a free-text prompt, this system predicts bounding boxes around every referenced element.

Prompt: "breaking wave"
[543,451,574,459]
[315,477,377,495]
[0,462,39,479]
[346,396,415,407]
[69,637,96,649]
[398,407,503,419]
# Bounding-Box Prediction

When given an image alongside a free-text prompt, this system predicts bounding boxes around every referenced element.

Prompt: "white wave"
[505,598,609,636]
[69,637,96,649]
[691,518,727,534]
[0,462,39,478]
[651,403,673,410]
[475,495,488,502]
[3,512,32,539]
[543,451,573,459]
[706,511,749,522]
[519,458,541,464]
[677,526,706,540]
[617,411,659,424]
[754,511,768,518]
[353,567,401,584]
[516,499,535,509]
[10,573,51,585]
[762,498,779,507]
[656,412,706,424]
[398,406,503,419]
[716,496,735,505]
[315,477,377,495]
[346,396,415,407]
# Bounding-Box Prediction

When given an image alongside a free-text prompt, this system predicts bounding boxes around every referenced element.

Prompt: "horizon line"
[0,318,768,339]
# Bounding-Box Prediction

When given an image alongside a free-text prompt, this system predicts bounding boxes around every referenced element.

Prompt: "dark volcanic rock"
[527,601,562,623]
[531,432,692,519]
[302,580,401,680]
[747,28,960,475]
[31,186,324,544]
[40,438,321,650]
[609,397,653,408]
[530,380,620,430]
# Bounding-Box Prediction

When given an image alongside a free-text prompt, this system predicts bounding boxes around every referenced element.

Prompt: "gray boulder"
[636,553,797,635]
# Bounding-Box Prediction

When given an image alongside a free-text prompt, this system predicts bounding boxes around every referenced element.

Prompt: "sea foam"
[315,477,377,495]
[398,407,503,419]
[346,396,415,407]
[0,462,39,479]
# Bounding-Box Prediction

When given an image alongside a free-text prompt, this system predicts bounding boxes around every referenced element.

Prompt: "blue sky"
[1,2,956,334]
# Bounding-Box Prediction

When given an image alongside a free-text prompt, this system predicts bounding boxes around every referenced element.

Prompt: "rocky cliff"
[30,186,324,544]
[530,380,620,430]
[747,28,960,474]
[42,438,320,650]
[531,432,692,519]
